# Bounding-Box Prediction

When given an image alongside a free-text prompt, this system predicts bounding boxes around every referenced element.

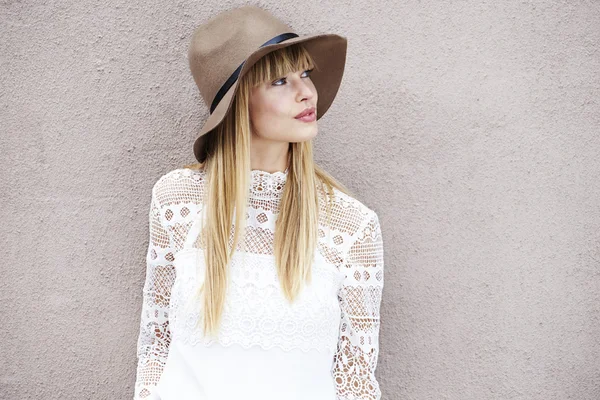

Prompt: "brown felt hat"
[187,5,348,163]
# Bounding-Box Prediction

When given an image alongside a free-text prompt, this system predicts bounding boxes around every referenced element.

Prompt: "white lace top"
[134,167,384,400]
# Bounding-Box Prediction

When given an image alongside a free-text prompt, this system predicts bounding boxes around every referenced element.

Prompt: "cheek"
[267,90,292,114]
[258,98,286,117]
[251,96,294,133]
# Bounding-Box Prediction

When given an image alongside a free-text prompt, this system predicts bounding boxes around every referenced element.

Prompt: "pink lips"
[295,106,316,122]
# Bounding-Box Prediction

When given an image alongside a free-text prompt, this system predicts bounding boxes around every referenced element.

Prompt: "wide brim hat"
[188,5,348,163]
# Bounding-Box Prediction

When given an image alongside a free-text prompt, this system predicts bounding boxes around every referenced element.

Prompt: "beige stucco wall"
[1,1,599,399]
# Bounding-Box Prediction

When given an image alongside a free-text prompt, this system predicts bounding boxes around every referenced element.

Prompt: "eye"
[272,69,314,86]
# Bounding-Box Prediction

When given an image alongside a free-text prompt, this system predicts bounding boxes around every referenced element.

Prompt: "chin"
[292,128,318,142]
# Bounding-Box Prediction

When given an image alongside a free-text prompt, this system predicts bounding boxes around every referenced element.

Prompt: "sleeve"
[332,210,385,400]
[133,184,176,400]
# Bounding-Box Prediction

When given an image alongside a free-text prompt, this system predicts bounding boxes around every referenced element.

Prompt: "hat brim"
[193,33,347,163]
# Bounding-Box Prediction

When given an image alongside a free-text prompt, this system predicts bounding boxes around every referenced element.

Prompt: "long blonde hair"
[183,43,352,338]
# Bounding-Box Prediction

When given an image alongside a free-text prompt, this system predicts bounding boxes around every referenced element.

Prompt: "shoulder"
[328,185,378,224]
[151,166,207,207]
[330,186,375,214]
[319,185,380,250]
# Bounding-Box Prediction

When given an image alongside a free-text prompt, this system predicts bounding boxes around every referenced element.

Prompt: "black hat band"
[209,32,300,114]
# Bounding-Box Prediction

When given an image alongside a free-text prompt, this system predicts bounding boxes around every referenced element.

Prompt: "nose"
[294,76,316,103]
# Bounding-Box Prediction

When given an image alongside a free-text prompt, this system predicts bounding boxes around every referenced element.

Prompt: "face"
[248,68,318,144]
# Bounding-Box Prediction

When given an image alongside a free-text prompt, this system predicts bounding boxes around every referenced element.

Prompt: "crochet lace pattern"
[134,167,384,399]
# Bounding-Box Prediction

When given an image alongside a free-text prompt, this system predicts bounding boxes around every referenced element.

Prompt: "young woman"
[133,6,384,400]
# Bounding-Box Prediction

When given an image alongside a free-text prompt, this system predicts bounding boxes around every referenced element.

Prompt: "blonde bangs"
[245,43,318,87]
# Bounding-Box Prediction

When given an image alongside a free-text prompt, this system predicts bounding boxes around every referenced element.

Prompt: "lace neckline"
[250,167,288,198]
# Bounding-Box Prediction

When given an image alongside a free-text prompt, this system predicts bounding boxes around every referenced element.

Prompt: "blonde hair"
[183,43,353,338]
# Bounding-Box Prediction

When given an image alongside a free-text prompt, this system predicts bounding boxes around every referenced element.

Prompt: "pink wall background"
[1,1,599,399]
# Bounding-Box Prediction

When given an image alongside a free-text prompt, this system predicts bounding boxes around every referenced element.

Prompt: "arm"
[133,184,175,399]
[332,210,385,400]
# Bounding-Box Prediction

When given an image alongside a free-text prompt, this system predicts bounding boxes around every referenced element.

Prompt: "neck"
[250,137,290,173]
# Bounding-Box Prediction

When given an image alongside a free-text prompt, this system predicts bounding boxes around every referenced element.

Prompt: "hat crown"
[188,6,292,106]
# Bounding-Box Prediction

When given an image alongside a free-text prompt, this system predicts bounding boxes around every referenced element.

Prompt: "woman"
[134,5,384,400]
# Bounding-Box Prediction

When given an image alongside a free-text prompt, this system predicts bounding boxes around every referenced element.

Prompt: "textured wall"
[1,1,599,399]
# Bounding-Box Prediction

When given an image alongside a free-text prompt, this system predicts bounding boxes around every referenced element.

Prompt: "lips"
[295,106,316,119]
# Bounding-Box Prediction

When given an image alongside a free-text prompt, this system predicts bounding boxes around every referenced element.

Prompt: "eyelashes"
[272,69,314,86]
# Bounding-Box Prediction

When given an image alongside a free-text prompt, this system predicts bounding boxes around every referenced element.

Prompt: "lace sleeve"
[133,184,175,400]
[332,210,385,400]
